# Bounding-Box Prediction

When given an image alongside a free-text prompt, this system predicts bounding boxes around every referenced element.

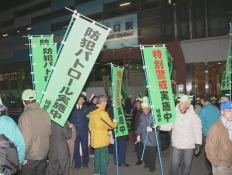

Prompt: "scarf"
[221,116,232,141]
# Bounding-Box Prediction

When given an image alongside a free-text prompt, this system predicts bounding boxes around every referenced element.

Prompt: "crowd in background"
[0,90,232,175]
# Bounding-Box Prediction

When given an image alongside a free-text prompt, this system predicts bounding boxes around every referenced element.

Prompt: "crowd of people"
[0,89,232,175]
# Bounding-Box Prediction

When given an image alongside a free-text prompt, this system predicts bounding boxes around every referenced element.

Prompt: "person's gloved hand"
[150,122,160,130]
[137,135,141,143]
[194,144,201,155]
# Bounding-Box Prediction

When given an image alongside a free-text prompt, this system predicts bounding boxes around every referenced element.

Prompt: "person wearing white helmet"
[137,98,158,172]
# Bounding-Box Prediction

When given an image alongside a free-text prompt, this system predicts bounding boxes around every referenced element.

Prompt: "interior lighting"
[2,34,8,37]
[27,27,31,31]
[17,30,20,33]
[120,2,131,6]
[218,62,221,64]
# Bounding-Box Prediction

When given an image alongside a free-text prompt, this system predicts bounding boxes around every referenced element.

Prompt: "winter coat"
[48,121,72,160]
[206,119,232,168]
[89,104,117,148]
[18,102,51,160]
[137,111,158,146]
[0,115,25,164]
[160,104,202,149]
[69,104,90,137]
[199,102,220,136]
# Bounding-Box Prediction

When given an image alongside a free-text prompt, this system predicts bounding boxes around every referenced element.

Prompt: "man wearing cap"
[0,98,25,170]
[69,94,90,169]
[210,97,218,106]
[199,95,221,175]
[137,97,158,172]
[219,96,229,104]
[205,101,232,175]
[158,95,202,175]
[18,89,51,175]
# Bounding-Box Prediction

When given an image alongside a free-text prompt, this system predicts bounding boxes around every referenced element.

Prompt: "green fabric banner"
[30,36,57,101]
[40,14,110,126]
[141,46,176,126]
[103,75,111,97]
[121,80,129,100]
[112,67,128,137]
[221,49,230,91]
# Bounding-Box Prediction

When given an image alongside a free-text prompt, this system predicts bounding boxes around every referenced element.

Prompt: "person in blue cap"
[206,101,232,175]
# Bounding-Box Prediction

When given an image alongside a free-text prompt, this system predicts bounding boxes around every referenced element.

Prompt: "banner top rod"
[107,63,124,69]
[65,7,112,31]
[22,34,54,38]
[140,44,166,47]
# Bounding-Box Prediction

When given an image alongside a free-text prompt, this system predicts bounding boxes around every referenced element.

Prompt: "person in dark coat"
[124,95,132,114]
[107,105,130,167]
[131,100,143,152]
[48,121,73,175]
[69,95,90,169]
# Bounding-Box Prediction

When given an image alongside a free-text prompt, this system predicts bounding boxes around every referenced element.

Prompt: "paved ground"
[72,140,208,175]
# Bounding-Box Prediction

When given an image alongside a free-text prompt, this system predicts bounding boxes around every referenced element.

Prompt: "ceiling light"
[2,34,8,37]
[27,27,31,31]
[17,30,20,33]
[218,62,221,64]
[120,2,130,6]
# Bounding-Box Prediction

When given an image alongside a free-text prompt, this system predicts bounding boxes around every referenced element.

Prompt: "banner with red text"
[141,46,176,126]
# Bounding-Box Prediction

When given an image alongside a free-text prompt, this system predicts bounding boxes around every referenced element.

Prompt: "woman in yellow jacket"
[89,95,117,175]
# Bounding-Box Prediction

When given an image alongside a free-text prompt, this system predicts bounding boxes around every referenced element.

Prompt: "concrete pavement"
[72,140,208,175]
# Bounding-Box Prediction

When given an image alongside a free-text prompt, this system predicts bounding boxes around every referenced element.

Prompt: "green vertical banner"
[221,47,230,91]
[112,66,128,137]
[40,12,110,126]
[103,75,111,97]
[30,36,57,101]
[141,46,176,126]
[121,80,129,100]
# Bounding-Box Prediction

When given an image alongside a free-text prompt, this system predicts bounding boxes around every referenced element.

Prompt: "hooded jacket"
[0,115,25,164]
[160,104,202,149]
[89,104,117,148]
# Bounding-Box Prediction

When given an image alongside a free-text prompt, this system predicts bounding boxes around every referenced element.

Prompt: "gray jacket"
[137,111,158,146]
[18,102,51,160]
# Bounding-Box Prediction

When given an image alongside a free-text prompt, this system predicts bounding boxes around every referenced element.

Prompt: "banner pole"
[230,23,232,100]
[139,45,165,175]
[28,36,35,91]
[111,63,120,175]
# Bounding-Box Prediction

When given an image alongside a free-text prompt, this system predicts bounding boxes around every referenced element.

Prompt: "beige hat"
[219,97,229,103]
